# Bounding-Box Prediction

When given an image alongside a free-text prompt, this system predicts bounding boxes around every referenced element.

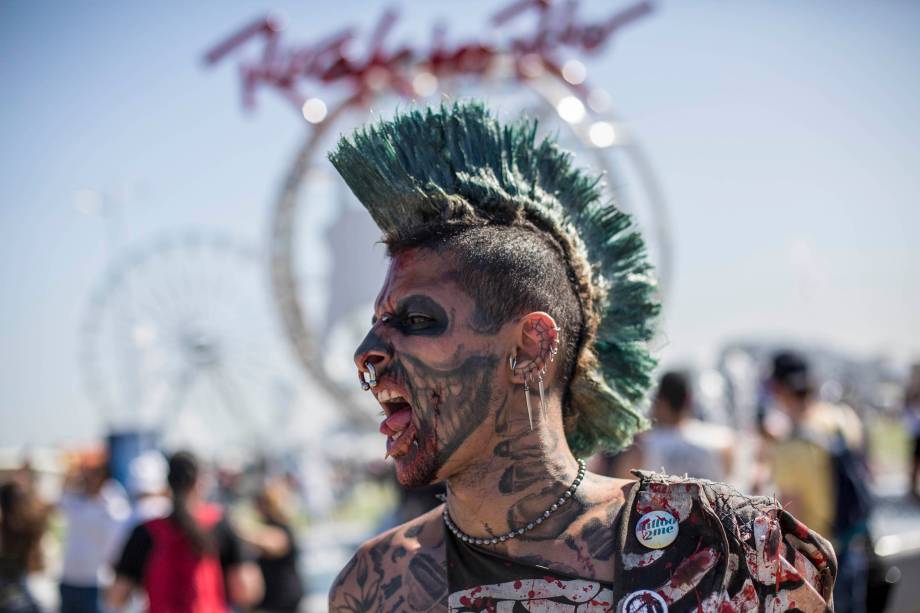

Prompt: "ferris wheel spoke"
[124,261,191,334]
[217,347,280,397]
[154,366,198,431]
[127,251,186,325]
[222,357,284,407]
[182,247,217,320]
[201,244,238,325]
[196,248,241,328]
[141,245,201,327]
[161,249,212,325]
[142,254,182,319]
[197,242,237,320]
[125,286,184,347]
[207,366,262,443]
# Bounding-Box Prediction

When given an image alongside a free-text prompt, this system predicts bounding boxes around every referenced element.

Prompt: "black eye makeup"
[387,294,448,336]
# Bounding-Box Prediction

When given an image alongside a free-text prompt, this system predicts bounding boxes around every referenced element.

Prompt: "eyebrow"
[398,294,446,315]
[371,293,449,325]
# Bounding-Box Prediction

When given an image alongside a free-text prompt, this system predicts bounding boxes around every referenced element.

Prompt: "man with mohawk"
[328,101,835,612]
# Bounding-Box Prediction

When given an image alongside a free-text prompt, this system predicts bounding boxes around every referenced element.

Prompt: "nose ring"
[362,361,378,389]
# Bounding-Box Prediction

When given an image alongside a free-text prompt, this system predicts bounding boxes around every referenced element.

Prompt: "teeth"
[377,389,406,403]
[391,430,404,441]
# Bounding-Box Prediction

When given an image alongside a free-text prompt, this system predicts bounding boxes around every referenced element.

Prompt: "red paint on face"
[389,417,439,486]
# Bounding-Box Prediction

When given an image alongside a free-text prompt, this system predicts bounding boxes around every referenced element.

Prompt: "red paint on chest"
[669,548,719,588]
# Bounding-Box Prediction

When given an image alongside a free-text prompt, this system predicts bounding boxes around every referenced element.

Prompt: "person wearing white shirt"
[626,371,734,482]
[58,452,129,613]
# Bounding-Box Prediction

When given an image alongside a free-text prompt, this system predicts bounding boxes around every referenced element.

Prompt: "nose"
[354,328,392,383]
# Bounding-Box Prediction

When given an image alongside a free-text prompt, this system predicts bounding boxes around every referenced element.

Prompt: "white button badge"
[635,510,678,549]
[621,589,668,613]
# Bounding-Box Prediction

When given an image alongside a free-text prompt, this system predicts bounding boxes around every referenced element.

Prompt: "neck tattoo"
[442,459,587,546]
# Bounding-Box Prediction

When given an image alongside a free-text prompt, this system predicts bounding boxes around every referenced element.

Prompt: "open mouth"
[377,388,418,459]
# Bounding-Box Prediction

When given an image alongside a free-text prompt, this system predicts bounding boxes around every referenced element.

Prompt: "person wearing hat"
[327,102,836,611]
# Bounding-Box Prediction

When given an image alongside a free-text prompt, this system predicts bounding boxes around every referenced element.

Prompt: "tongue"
[379,408,412,436]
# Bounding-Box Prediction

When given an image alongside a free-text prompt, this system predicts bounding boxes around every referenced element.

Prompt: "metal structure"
[206,0,672,425]
[79,231,304,456]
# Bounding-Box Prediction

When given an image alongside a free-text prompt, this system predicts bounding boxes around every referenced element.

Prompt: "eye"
[405,313,433,328]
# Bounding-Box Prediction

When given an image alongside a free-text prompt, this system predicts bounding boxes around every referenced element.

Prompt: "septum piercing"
[362,361,378,389]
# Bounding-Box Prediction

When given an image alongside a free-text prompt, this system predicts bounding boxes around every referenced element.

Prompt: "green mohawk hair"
[329,101,659,456]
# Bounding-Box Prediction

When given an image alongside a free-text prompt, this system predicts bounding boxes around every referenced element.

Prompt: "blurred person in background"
[239,479,304,613]
[328,102,836,611]
[602,371,734,481]
[0,481,51,613]
[768,350,871,613]
[57,449,130,613]
[904,362,920,499]
[107,450,262,612]
[106,450,173,612]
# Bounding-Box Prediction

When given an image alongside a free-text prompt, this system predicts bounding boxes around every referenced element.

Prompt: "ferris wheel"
[79,230,308,456]
[206,0,671,426]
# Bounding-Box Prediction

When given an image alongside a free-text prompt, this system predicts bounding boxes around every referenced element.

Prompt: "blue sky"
[1,1,918,447]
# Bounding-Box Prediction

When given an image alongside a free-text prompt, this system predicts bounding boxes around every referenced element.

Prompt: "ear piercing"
[510,353,533,430]
[523,375,534,432]
[510,334,561,430]
[537,370,547,423]
[539,334,560,420]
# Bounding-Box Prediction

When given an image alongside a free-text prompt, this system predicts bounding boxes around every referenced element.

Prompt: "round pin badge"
[635,510,678,549]
[621,589,668,613]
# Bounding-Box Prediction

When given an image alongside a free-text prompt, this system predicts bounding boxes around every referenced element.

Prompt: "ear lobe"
[509,312,559,382]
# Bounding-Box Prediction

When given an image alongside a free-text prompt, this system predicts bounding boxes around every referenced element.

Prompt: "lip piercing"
[362,361,378,389]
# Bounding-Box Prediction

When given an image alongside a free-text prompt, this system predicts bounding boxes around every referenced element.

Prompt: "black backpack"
[826,429,874,542]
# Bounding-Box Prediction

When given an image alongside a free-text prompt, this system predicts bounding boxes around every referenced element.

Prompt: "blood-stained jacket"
[613,471,837,612]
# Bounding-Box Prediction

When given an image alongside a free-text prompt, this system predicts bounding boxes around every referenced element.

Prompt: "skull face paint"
[354,249,508,487]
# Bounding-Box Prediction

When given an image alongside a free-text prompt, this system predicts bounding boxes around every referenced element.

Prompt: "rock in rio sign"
[205,0,669,428]
[205,0,654,112]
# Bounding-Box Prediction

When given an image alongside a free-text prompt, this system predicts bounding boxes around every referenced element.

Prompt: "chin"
[393,427,440,488]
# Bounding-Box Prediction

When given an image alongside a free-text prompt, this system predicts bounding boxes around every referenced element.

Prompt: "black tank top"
[445,528,614,612]
[256,522,304,611]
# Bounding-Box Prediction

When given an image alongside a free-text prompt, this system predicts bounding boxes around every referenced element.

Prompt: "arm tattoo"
[407,553,449,610]
[331,523,448,612]
[329,535,394,612]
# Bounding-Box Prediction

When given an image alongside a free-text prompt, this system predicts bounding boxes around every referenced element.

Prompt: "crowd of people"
[0,357,917,611]
[0,450,303,613]
[594,351,915,613]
